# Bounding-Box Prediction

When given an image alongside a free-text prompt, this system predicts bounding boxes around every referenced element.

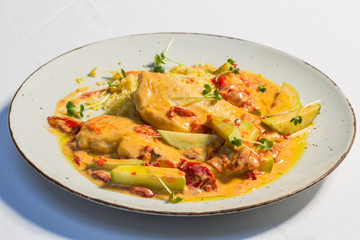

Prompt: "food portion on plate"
[47,54,320,203]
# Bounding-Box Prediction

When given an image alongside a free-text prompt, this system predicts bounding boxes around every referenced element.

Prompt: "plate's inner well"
[9,33,355,215]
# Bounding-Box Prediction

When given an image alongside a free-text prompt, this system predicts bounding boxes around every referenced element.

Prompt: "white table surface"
[1,0,359,239]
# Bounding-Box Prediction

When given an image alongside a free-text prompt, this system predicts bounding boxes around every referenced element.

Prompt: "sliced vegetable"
[263,102,320,135]
[88,158,144,170]
[208,115,241,148]
[214,62,232,75]
[111,165,186,191]
[257,156,274,173]
[158,130,215,149]
[213,59,239,76]
[237,120,260,145]
[269,83,300,116]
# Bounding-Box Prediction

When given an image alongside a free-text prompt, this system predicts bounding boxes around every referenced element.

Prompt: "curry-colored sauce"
[50,68,311,202]
[56,130,307,201]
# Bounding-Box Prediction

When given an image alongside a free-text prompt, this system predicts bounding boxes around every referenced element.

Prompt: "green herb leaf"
[227,58,235,65]
[213,89,222,100]
[170,196,183,204]
[231,137,243,147]
[66,101,76,109]
[290,116,302,126]
[153,65,165,73]
[121,68,127,78]
[203,84,212,95]
[153,49,185,73]
[67,108,76,116]
[65,101,86,118]
[256,138,274,150]
[66,101,77,116]
[154,54,165,66]
[108,81,118,87]
[168,192,183,203]
[257,85,267,93]
[177,84,223,106]
[79,104,85,118]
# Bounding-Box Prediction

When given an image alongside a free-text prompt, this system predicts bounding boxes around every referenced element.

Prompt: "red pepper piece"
[47,116,84,134]
[178,159,217,192]
[130,186,155,198]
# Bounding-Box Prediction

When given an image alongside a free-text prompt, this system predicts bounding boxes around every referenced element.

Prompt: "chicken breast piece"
[76,115,141,154]
[76,115,183,165]
[134,71,247,133]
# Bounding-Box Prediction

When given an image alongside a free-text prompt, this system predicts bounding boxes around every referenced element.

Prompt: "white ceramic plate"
[9,33,356,215]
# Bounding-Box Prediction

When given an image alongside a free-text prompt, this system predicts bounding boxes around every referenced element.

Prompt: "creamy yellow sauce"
[49,67,311,202]
[56,130,307,201]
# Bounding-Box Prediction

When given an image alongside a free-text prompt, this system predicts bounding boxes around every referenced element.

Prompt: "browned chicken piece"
[134,71,248,133]
[206,137,260,174]
[76,115,141,154]
[76,115,183,165]
[212,74,262,114]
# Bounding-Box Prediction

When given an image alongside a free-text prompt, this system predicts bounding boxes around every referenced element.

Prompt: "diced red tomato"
[47,116,84,134]
[91,170,111,183]
[134,125,160,137]
[151,159,177,168]
[80,89,105,99]
[168,106,197,119]
[130,186,155,198]
[178,159,217,192]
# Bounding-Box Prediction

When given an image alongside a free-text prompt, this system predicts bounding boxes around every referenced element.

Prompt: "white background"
[1,0,359,239]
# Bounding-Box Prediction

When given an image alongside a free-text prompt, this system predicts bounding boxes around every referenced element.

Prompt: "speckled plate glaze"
[9,33,356,216]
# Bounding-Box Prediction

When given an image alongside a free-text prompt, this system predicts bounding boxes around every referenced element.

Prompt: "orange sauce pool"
[49,67,312,202]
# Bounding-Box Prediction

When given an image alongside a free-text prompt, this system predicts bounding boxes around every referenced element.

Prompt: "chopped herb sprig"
[256,138,274,150]
[289,100,321,126]
[109,68,127,87]
[231,137,273,150]
[257,85,267,93]
[66,101,85,118]
[173,84,222,106]
[290,115,302,126]
[153,52,184,73]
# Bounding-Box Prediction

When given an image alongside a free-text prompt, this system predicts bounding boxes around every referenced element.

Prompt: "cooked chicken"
[76,115,141,154]
[134,71,248,133]
[76,115,183,165]
[212,73,262,114]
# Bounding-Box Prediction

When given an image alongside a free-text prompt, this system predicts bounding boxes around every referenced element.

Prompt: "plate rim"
[8,32,357,216]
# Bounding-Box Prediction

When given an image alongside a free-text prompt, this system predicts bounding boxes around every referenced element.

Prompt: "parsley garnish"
[289,100,321,125]
[174,84,223,106]
[153,52,184,73]
[202,83,212,95]
[257,85,267,93]
[169,192,183,204]
[231,137,273,150]
[66,101,85,118]
[231,138,243,147]
[111,68,127,85]
[290,115,302,126]
[121,68,127,79]
[227,58,235,65]
[256,138,274,150]
[153,53,166,73]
